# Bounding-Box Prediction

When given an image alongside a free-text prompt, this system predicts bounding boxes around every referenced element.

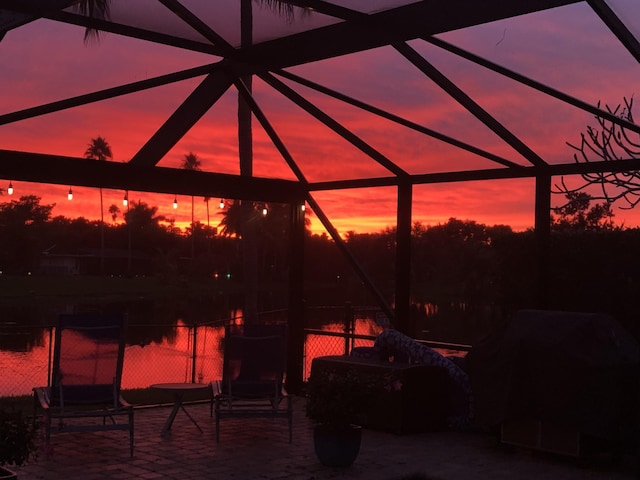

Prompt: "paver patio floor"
[13,396,638,479]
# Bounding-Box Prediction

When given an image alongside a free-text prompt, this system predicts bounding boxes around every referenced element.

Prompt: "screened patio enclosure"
[1,1,639,388]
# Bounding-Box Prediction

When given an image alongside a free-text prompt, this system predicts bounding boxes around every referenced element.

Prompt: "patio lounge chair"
[33,313,134,456]
[212,324,292,443]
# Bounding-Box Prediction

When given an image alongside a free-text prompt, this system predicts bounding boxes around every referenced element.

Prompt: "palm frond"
[255,0,296,22]
[73,0,111,44]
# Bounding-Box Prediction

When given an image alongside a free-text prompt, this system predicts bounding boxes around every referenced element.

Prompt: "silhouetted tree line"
[1,193,640,343]
[304,196,640,344]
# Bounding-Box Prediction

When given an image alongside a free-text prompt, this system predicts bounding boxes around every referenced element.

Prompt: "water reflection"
[122,320,226,389]
[0,298,385,397]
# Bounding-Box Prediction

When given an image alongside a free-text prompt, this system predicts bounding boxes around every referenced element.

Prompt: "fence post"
[343,301,353,355]
[47,326,53,387]
[191,324,198,384]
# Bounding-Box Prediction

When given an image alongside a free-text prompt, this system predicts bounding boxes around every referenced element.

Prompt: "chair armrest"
[33,386,51,410]
[118,394,133,409]
[211,380,222,397]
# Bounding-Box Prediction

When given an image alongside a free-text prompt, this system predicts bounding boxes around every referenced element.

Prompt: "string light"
[301,203,306,212]
[219,199,224,209]
[262,206,268,216]
[67,187,73,200]
[173,195,178,209]
[123,191,128,207]
[7,181,13,195]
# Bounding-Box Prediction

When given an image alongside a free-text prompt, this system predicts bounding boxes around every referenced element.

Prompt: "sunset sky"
[1,1,639,235]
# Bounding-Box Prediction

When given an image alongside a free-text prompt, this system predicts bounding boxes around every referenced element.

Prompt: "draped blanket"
[373,329,473,428]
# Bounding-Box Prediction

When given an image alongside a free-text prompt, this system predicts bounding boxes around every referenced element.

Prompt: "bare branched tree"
[553,96,640,210]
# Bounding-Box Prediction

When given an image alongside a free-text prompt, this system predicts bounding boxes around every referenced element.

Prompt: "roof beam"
[236,0,582,70]
[308,158,640,191]
[4,0,584,70]
[0,1,78,35]
[260,72,410,177]
[424,36,640,135]
[0,63,219,126]
[587,0,640,64]
[0,149,305,203]
[47,10,222,55]
[129,70,234,167]
[274,69,522,168]
[156,0,235,56]
[234,78,309,184]
[393,41,548,168]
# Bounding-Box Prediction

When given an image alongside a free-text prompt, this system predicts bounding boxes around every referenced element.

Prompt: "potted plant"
[0,405,38,480]
[306,362,387,467]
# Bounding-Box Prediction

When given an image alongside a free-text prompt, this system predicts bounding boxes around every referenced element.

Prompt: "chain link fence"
[1,304,385,398]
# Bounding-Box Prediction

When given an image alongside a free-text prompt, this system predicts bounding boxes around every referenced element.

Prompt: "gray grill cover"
[467,309,640,439]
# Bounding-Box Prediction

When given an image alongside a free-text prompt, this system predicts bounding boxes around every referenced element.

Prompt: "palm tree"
[84,135,113,274]
[108,203,120,223]
[203,195,212,253]
[204,196,211,228]
[124,200,167,230]
[181,152,202,258]
[218,200,249,237]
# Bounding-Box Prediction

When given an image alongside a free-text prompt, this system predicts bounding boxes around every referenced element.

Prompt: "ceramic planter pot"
[313,423,362,468]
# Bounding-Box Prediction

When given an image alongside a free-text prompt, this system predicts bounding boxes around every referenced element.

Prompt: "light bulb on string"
[7,181,13,195]
[173,195,178,209]
[67,187,73,200]
[123,191,128,207]
[219,199,224,209]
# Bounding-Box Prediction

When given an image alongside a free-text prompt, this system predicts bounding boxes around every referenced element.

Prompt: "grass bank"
[0,275,214,297]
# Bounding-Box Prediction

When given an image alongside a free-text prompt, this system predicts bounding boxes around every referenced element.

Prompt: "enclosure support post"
[287,201,305,393]
[394,179,413,334]
[191,325,197,384]
[343,301,354,355]
[534,172,551,309]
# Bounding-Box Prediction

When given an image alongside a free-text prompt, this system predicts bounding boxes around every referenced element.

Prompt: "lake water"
[0,296,472,398]
[0,309,384,397]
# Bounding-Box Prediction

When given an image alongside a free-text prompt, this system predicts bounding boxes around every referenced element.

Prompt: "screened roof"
[1,0,640,231]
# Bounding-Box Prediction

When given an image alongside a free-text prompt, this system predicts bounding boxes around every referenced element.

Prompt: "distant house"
[39,246,152,275]
[39,251,88,275]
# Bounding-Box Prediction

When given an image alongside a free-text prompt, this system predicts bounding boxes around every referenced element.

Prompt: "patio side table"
[150,382,211,436]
